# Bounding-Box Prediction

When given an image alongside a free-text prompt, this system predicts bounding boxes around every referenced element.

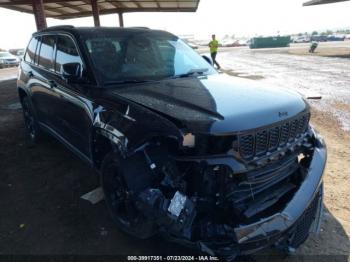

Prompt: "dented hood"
[108,74,308,134]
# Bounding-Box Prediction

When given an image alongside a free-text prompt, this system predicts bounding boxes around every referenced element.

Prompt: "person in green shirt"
[209,34,221,69]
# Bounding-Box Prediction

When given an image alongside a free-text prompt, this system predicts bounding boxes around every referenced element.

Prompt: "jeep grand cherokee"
[17,26,326,260]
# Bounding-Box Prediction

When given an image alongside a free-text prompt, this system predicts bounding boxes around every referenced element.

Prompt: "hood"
[108,74,308,134]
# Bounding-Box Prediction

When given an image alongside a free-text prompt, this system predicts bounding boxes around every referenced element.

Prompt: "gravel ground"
[215,42,350,132]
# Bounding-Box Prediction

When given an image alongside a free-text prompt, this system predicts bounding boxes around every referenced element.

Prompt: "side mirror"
[61,62,81,82]
[202,55,213,66]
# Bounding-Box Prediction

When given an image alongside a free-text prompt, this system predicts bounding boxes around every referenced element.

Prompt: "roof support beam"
[32,0,47,30]
[118,12,124,27]
[90,0,100,26]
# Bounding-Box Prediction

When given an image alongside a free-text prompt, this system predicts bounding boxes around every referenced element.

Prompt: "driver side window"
[55,35,82,74]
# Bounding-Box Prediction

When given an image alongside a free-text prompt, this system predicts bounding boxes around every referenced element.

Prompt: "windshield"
[83,31,216,85]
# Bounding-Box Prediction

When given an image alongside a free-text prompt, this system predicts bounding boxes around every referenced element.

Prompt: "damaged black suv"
[18,26,326,260]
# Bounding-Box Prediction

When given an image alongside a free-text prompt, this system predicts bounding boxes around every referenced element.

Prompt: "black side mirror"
[202,55,213,66]
[61,63,81,82]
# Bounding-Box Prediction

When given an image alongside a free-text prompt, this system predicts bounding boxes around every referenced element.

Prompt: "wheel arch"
[91,126,182,171]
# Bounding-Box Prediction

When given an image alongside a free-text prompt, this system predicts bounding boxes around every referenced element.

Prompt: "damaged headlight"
[309,125,326,147]
[182,133,195,148]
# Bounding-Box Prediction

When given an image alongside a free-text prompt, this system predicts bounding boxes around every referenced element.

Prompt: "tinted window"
[24,37,38,63]
[55,35,82,73]
[38,35,55,70]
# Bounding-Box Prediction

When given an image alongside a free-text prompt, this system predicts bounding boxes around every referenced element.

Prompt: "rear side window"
[24,37,39,63]
[38,35,55,70]
[55,35,82,73]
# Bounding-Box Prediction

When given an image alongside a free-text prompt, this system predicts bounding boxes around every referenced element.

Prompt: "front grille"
[290,189,321,248]
[238,113,310,160]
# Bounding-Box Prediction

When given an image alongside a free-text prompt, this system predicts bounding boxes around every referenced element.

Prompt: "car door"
[48,34,94,158]
[27,34,58,127]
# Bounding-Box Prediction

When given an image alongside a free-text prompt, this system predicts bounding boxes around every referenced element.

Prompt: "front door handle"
[48,80,57,88]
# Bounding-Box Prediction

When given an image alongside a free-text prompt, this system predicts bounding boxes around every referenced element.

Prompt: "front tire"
[101,152,157,239]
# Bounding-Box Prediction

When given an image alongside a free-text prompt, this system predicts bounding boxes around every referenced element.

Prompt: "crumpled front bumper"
[234,133,326,243]
[184,129,327,259]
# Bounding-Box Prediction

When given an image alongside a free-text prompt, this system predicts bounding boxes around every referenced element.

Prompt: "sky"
[0,0,350,49]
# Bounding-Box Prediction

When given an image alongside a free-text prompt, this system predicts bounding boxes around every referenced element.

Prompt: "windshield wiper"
[103,79,155,86]
[171,68,209,79]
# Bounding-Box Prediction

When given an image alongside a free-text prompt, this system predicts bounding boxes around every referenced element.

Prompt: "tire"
[21,96,43,144]
[100,152,157,239]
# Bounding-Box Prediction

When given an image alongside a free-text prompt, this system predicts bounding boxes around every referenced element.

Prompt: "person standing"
[209,34,221,69]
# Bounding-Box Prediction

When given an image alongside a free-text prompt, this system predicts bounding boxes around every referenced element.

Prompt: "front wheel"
[101,152,157,239]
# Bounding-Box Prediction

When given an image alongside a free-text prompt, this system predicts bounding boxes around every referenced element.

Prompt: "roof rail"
[39,25,75,32]
[127,27,150,29]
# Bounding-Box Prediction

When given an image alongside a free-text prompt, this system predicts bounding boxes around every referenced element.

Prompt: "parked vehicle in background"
[327,35,345,41]
[18,26,326,260]
[293,36,311,43]
[221,40,247,47]
[0,51,20,68]
[310,35,328,42]
[16,49,25,61]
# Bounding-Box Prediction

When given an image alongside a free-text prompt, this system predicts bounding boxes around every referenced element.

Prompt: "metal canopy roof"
[0,0,200,19]
[303,0,349,6]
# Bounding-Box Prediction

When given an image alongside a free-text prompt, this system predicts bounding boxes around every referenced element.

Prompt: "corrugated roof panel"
[44,3,62,8]
[69,1,86,6]
[139,1,158,8]
[59,7,79,13]
[0,0,200,19]
[159,2,177,8]
[82,5,92,11]
[99,2,115,9]
[45,10,62,16]
[16,4,31,10]
[179,2,197,8]
[122,2,138,8]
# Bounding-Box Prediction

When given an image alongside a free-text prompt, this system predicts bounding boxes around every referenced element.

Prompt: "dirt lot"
[0,72,349,260]
[287,42,350,59]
